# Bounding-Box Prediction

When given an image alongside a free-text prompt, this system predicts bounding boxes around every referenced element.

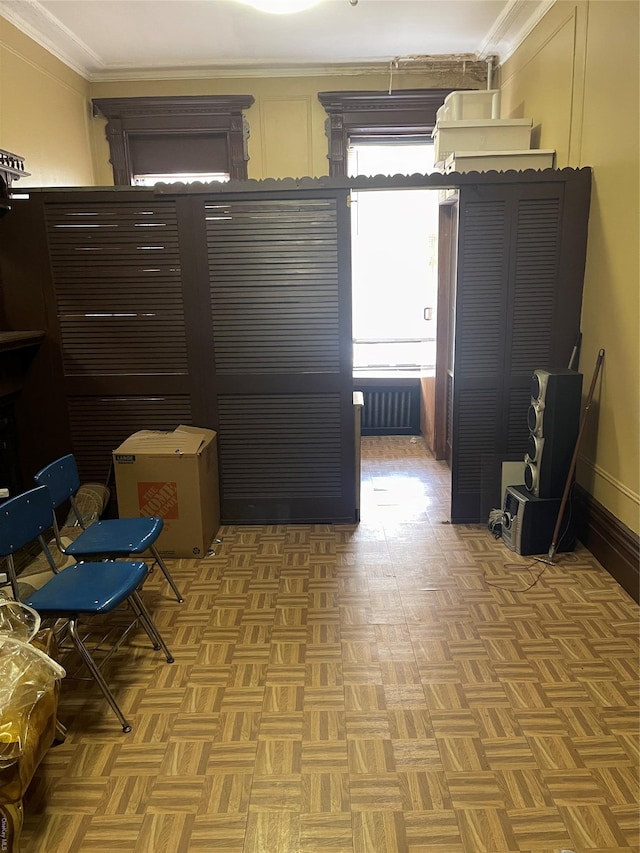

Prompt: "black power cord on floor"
[481,558,548,592]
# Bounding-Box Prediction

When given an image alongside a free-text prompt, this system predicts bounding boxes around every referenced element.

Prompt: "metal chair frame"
[35,454,184,603]
[0,486,174,733]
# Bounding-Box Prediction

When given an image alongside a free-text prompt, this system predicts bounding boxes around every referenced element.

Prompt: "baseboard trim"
[574,484,640,603]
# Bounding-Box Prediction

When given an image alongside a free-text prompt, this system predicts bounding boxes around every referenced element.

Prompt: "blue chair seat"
[25,561,148,615]
[0,485,174,732]
[34,455,183,603]
[64,518,163,558]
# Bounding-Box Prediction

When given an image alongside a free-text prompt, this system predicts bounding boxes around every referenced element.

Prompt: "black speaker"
[524,368,582,498]
[502,484,575,555]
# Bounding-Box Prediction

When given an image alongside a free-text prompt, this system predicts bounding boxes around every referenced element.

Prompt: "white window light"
[133,173,229,187]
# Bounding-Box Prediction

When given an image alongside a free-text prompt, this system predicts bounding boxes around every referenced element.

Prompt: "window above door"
[317,89,457,177]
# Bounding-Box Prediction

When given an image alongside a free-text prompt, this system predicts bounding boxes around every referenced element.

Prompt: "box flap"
[176,425,217,451]
[114,427,211,457]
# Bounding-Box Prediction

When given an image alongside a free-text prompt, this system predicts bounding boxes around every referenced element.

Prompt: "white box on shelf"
[438,89,501,122]
[433,119,533,163]
[444,149,555,173]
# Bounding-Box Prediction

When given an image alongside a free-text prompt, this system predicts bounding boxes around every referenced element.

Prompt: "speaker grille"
[524,368,582,498]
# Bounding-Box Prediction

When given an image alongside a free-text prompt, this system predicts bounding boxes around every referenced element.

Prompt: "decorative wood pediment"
[0,149,30,218]
[92,95,255,185]
[317,89,458,176]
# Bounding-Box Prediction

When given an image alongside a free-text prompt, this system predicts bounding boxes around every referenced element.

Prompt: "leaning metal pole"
[548,348,605,562]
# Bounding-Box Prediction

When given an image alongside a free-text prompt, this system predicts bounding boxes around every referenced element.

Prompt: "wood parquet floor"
[20,437,639,853]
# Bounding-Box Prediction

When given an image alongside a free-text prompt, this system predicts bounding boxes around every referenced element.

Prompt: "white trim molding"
[479,0,557,64]
[1,0,557,82]
[0,0,102,77]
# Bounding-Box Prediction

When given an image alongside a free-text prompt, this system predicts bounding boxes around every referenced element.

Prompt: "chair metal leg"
[67,618,132,733]
[130,591,174,663]
[150,545,184,603]
[127,596,161,651]
[54,719,67,744]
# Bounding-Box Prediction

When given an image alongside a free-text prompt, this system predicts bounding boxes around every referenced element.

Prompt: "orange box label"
[137,482,179,519]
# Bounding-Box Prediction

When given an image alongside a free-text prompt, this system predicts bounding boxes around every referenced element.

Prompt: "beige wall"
[88,69,484,184]
[501,0,640,534]
[0,18,94,187]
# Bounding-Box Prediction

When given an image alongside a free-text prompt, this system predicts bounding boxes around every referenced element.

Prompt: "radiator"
[358,384,420,435]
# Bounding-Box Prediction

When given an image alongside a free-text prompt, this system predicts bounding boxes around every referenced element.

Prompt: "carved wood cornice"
[91,95,255,185]
[317,89,457,176]
[318,89,456,115]
[0,149,30,190]
[92,95,255,120]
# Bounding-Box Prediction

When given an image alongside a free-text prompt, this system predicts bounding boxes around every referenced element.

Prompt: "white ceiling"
[0,0,554,81]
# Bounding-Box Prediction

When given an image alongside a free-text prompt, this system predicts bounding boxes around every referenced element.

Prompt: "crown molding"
[479,0,556,63]
[0,0,101,78]
[1,0,556,83]
[86,62,395,83]
[87,60,488,84]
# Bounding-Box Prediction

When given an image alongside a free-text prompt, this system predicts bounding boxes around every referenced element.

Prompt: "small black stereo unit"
[502,484,575,556]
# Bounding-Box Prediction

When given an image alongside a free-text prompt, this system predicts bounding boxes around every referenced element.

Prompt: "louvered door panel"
[453,388,498,493]
[218,394,343,520]
[207,198,340,374]
[42,197,195,483]
[205,194,355,523]
[454,201,507,378]
[451,193,510,520]
[45,201,187,376]
[68,395,192,482]
[511,197,561,371]
[451,182,576,523]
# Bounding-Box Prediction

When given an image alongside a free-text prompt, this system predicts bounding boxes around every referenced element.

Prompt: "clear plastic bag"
[0,598,65,807]
[0,636,65,745]
[0,599,41,643]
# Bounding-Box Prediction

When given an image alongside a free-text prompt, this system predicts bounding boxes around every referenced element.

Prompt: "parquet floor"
[20,437,639,853]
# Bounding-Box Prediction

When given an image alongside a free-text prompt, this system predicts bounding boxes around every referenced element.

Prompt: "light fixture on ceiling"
[235,0,323,13]
[235,0,357,13]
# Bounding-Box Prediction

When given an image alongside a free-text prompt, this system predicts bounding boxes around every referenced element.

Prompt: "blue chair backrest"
[0,486,54,557]
[34,454,81,509]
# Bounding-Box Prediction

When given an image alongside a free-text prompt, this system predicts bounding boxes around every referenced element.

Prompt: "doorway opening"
[348,141,440,437]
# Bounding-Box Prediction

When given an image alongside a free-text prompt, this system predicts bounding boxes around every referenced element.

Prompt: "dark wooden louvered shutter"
[44,198,193,481]
[204,193,355,522]
[451,182,575,523]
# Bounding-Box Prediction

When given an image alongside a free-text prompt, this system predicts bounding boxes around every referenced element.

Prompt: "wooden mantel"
[0,331,45,352]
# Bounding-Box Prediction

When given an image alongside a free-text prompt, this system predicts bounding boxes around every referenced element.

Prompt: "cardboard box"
[437,89,501,122]
[432,118,533,164]
[113,425,220,558]
[444,149,555,173]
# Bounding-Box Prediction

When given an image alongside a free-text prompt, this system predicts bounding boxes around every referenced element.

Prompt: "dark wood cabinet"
[0,187,356,523]
[441,172,591,522]
[0,168,590,526]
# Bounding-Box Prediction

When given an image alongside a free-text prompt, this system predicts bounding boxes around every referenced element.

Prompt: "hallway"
[21,437,639,852]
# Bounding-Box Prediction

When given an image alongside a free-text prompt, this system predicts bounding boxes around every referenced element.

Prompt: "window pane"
[348,142,439,371]
[133,172,229,186]
[128,132,229,176]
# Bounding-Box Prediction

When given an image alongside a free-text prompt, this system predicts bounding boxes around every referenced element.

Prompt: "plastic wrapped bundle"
[0,598,65,853]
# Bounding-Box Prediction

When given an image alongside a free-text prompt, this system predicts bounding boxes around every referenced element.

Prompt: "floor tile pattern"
[19,437,639,852]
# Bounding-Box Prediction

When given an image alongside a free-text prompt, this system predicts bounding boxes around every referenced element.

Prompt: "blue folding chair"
[34,454,183,603]
[0,485,174,733]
